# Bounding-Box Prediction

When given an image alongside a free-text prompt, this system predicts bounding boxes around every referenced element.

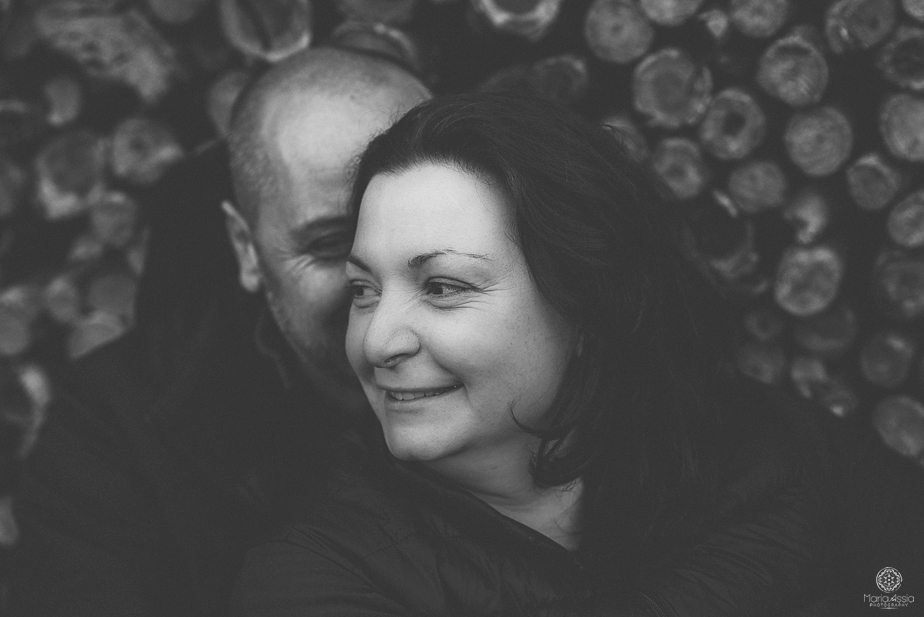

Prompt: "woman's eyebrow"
[346,254,371,271]
[407,250,491,268]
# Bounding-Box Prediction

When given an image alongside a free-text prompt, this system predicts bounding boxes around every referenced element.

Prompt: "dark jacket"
[7,303,346,617]
[234,380,924,617]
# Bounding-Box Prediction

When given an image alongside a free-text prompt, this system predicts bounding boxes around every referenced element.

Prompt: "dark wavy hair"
[350,92,737,561]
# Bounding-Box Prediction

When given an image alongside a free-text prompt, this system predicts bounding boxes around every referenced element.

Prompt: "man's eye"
[306,234,352,259]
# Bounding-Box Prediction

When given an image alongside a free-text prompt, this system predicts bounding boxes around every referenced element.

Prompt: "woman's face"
[346,163,576,478]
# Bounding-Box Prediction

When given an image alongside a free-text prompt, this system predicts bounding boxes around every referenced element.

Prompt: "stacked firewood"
[1,0,923,482]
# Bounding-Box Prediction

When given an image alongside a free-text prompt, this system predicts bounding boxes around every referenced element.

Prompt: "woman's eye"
[349,283,378,307]
[424,281,469,297]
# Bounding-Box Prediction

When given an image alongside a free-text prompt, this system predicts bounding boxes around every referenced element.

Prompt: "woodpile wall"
[2,0,924,540]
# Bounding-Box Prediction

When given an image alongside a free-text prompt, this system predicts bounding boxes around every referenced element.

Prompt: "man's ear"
[222,200,262,293]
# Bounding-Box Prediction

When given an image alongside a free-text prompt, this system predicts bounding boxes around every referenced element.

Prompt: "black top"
[235,379,924,617]
[7,305,348,617]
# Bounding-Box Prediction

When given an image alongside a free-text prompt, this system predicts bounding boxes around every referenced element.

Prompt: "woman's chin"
[382,428,453,463]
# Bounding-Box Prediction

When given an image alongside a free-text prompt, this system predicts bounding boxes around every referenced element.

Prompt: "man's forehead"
[263,91,399,167]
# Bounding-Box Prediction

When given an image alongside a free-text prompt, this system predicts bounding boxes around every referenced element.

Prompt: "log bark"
[887,187,924,248]
[729,0,790,39]
[783,106,854,177]
[774,244,845,316]
[697,87,766,160]
[872,249,924,320]
[526,54,590,107]
[788,353,828,400]
[736,339,787,385]
[84,266,137,322]
[145,0,211,24]
[0,99,46,150]
[757,26,829,107]
[329,20,423,74]
[783,185,833,245]
[687,199,760,282]
[584,0,653,64]
[877,25,924,91]
[42,74,83,127]
[903,0,924,21]
[334,0,418,25]
[789,357,861,418]
[89,191,141,249]
[632,47,712,128]
[860,329,916,387]
[67,310,127,359]
[36,4,183,103]
[110,116,184,186]
[125,231,149,277]
[42,272,82,326]
[880,93,924,161]
[825,0,898,54]
[650,137,710,200]
[727,158,788,214]
[696,8,731,45]
[872,394,924,458]
[219,0,312,62]
[34,129,108,221]
[207,69,250,138]
[0,285,41,357]
[67,233,106,265]
[474,0,562,40]
[846,151,906,211]
[638,0,704,27]
[792,302,858,357]
[742,303,787,342]
[0,156,27,221]
[11,361,52,431]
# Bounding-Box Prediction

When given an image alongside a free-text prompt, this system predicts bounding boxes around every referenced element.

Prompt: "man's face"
[252,138,357,393]
[226,93,417,409]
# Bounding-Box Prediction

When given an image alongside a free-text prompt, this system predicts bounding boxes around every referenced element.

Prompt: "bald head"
[227,47,430,222]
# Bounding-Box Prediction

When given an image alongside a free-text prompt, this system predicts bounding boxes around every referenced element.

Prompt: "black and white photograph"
[1,0,923,615]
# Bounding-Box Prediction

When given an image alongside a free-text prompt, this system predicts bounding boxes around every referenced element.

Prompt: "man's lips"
[382,384,462,401]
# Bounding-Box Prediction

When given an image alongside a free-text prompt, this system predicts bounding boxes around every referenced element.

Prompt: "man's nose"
[362,292,420,369]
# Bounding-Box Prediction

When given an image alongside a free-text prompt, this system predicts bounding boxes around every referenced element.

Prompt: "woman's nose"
[362,294,420,369]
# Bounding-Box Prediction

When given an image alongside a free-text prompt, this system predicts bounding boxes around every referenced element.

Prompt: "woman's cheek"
[345,312,370,375]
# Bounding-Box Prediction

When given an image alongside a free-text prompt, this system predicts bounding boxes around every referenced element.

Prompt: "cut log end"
[860,329,916,388]
[698,88,766,160]
[774,245,845,316]
[632,48,713,129]
[584,0,654,64]
[887,188,924,248]
[730,0,791,39]
[872,394,924,458]
[728,159,788,214]
[757,32,829,107]
[846,152,905,211]
[880,93,924,161]
[651,137,710,200]
[784,106,854,177]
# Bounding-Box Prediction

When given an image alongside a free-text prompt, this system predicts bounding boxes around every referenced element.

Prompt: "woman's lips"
[385,384,462,401]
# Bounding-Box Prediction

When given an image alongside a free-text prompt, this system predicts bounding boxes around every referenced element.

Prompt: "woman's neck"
[423,448,584,551]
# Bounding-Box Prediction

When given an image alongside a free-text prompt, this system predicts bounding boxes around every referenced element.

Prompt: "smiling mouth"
[386,385,461,401]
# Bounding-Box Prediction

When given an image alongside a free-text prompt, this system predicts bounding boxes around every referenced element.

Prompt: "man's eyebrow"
[407,250,490,268]
[287,215,353,244]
